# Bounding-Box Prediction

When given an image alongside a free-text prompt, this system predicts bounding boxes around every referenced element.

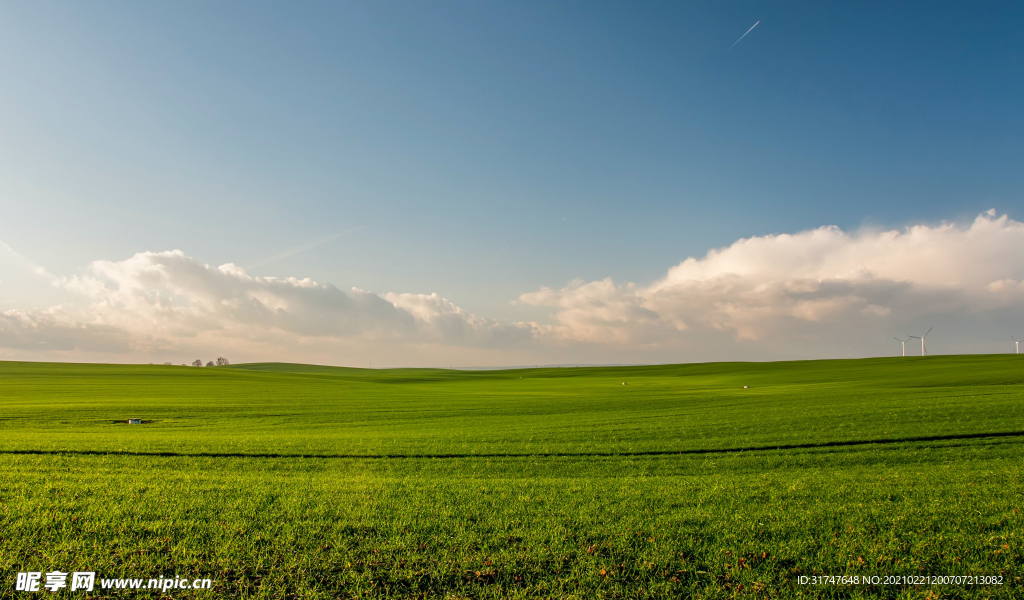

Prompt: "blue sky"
[2,2,1024,365]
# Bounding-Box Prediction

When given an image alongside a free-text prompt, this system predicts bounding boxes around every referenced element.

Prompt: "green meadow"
[0,356,1022,598]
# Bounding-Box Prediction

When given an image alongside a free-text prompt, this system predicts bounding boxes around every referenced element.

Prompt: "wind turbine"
[907,327,933,356]
[1012,334,1020,354]
[893,336,909,357]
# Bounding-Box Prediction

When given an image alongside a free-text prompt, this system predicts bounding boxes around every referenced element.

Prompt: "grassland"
[0,356,1022,598]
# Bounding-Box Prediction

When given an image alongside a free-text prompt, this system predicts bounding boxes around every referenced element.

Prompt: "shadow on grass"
[2,431,1023,460]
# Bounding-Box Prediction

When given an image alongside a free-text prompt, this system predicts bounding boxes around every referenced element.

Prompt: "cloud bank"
[520,210,1024,347]
[1,250,532,363]
[4,211,1024,365]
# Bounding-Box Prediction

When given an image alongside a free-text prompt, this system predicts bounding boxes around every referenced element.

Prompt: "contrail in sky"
[248,227,361,269]
[0,239,54,280]
[729,20,760,50]
[487,245,510,263]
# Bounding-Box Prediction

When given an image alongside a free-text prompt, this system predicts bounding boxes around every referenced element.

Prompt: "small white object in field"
[128,418,142,425]
[743,385,750,389]
[622,382,627,385]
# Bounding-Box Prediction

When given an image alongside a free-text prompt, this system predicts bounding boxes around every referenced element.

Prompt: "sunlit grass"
[0,356,1022,598]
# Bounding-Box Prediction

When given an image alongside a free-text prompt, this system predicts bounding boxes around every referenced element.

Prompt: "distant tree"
[206,361,215,367]
[192,359,203,367]
[216,357,230,366]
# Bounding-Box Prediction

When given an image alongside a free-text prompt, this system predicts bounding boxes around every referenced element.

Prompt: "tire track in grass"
[2,430,1022,460]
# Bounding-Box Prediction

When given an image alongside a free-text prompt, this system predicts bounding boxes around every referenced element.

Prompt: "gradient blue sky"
[2,2,1024,365]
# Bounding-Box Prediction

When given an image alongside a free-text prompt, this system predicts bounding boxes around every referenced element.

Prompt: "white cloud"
[2,250,533,360]
[520,211,1024,344]
[5,211,1024,365]
[0,308,131,353]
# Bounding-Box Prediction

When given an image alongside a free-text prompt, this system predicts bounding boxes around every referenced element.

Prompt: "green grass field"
[1,356,1022,598]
